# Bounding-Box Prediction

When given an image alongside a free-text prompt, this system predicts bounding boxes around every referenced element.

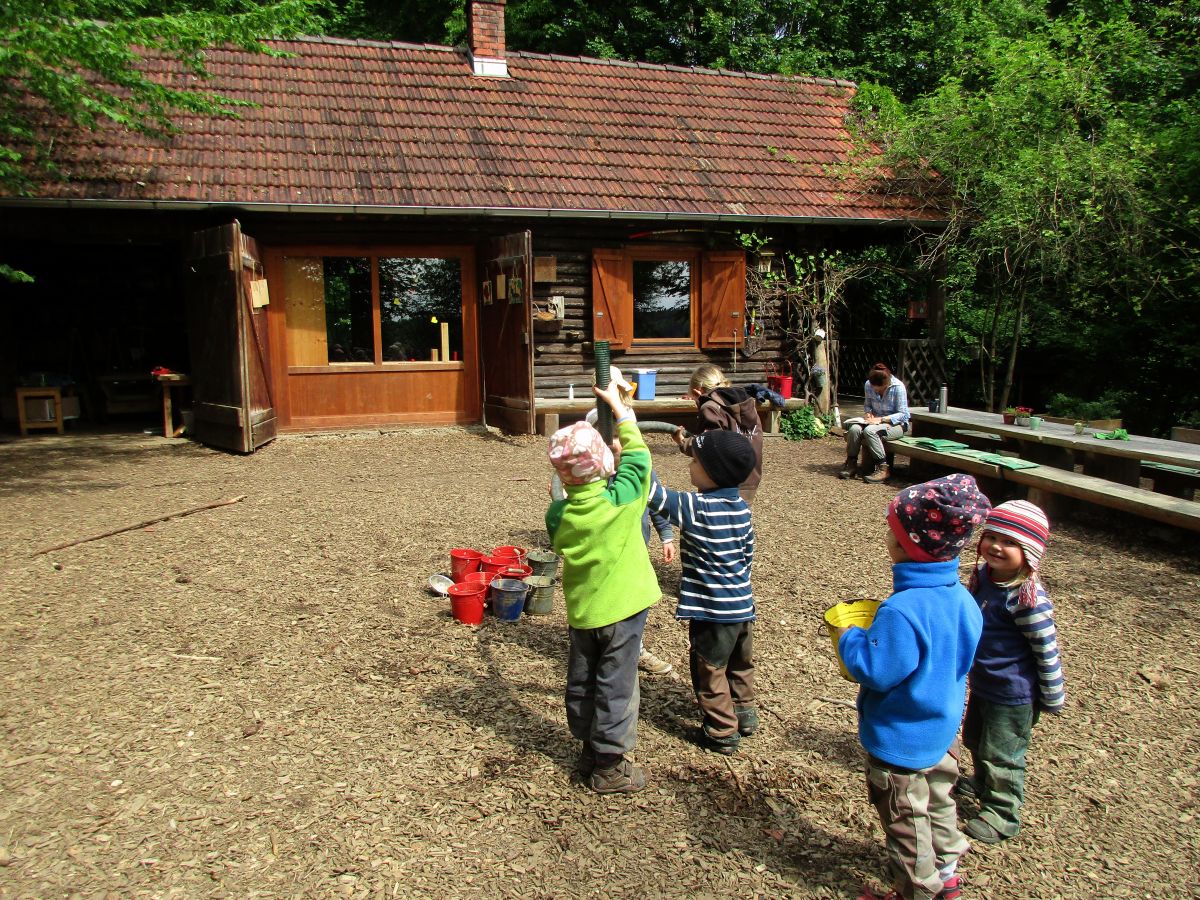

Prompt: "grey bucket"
[526,550,560,579]
[523,575,556,615]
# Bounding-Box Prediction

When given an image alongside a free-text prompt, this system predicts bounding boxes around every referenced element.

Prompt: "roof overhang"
[0,197,947,229]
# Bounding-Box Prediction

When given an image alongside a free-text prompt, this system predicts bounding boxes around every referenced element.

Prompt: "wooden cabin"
[0,1,943,452]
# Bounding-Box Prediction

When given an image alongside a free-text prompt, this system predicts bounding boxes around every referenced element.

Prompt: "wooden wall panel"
[284,369,475,429]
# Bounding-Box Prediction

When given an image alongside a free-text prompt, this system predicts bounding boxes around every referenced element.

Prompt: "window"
[633,259,692,340]
[591,247,744,350]
[282,253,465,367]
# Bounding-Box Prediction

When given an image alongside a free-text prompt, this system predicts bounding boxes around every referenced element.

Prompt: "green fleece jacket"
[545,416,660,630]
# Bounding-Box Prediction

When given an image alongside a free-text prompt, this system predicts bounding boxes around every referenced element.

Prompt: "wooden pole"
[32,496,247,556]
[440,322,450,363]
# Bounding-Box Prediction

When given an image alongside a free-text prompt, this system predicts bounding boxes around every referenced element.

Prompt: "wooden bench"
[534,397,808,436]
[887,441,1200,533]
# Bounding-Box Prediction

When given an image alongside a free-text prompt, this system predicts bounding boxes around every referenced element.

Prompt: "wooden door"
[184,221,277,453]
[479,231,534,434]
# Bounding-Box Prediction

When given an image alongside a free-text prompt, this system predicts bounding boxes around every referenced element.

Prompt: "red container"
[499,563,533,580]
[767,374,793,398]
[448,582,486,625]
[450,548,484,582]
[492,545,528,564]
[462,571,496,587]
[480,555,511,575]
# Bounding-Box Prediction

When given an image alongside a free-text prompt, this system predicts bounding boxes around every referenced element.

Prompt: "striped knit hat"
[970,500,1050,609]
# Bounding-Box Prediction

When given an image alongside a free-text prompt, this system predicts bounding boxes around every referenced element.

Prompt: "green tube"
[593,340,613,443]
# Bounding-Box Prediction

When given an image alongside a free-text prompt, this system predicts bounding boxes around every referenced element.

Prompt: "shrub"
[780,406,829,441]
[1044,390,1128,421]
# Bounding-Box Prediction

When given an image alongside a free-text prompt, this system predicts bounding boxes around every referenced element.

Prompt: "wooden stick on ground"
[32,495,247,556]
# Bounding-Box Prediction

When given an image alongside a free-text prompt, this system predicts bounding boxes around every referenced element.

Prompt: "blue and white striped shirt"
[969,568,1066,711]
[647,483,755,623]
[863,376,910,430]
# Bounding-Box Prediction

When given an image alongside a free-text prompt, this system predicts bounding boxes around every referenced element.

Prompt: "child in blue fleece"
[835,474,991,900]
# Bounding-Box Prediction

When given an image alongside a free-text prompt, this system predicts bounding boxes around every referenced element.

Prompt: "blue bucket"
[636,369,657,400]
[490,578,528,622]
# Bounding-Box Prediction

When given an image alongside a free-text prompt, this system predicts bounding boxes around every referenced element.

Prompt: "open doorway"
[0,240,189,435]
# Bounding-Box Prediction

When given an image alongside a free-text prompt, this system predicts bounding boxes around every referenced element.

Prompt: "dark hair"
[867,362,892,387]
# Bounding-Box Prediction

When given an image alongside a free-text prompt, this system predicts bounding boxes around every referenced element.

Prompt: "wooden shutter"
[700,250,746,348]
[591,249,632,349]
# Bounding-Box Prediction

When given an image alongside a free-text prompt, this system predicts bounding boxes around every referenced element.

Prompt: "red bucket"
[448,582,486,625]
[450,548,484,582]
[767,374,793,398]
[480,555,511,576]
[492,545,528,565]
[462,571,496,588]
[499,563,533,580]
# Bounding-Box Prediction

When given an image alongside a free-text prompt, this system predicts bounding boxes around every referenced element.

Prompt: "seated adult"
[839,362,910,483]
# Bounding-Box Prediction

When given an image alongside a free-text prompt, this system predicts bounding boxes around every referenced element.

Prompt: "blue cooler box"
[636,369,657,400]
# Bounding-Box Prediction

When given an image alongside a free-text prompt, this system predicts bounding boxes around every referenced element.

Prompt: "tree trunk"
[998,289,1025,412]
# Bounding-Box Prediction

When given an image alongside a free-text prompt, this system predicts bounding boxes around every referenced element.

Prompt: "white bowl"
[427,574,454,596]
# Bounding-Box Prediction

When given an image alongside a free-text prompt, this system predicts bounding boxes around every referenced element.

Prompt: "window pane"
[633,260,690,339]
[324,257,374,363]
[379,257,463,362]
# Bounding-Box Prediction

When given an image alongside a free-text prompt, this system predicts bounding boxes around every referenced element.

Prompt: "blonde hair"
[689,364,730,394]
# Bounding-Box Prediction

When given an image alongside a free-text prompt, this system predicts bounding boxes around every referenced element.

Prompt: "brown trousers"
[866,743,969,899]
[688,620,755,738]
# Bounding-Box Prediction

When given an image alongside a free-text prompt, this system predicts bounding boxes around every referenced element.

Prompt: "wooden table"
[154,373,192,438]
[910,407,1200,486]
[15,386,64,436]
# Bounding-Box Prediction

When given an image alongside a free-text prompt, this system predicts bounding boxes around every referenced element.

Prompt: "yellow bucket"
[823,598,882,682]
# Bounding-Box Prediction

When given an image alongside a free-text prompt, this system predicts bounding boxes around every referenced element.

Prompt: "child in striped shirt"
[959,500,1066,844]
[648,429,758,755]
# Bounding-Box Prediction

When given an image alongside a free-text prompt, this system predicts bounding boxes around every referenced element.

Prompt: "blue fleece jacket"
[838,559,983,769]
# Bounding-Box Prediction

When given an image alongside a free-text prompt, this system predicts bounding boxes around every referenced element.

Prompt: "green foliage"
[0,0,324,195]
[1044,391,1128,422]
[779,405,828,441]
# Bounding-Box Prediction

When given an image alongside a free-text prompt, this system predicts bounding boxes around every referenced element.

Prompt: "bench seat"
[886,440,1200,532]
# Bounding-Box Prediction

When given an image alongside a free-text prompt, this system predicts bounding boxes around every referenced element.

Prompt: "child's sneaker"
[952,776,980,799]
[695,726,740,755]
[637,648,674,675]
[964,817,1007,844]
[735,705,759,737]
[577,742,596,776]
[589,757,647,794]
[937,875,963,899]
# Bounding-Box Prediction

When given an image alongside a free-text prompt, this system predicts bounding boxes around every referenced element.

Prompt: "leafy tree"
[0,0,324,196]
[850,0,1199,428]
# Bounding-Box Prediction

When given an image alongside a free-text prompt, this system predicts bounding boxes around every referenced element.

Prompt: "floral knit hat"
[547,420,614,486]
[968,500,1050,609]
[886,473,991,562]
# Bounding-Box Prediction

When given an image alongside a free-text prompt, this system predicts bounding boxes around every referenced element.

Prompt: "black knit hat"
[693,430,757,488]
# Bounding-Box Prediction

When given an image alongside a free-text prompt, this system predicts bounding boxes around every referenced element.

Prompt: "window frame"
[591,245,745,351]
[278,244,472,373]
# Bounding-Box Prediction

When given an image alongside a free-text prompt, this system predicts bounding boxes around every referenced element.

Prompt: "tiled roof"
[7,37,933,222]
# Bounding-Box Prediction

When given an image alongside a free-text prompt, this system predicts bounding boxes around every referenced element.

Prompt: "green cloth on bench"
[892,436,970,451]
[1141,461,1200,476]
[945,449,1040,470]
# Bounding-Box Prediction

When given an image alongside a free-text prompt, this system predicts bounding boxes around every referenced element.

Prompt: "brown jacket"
[680,387,764,493]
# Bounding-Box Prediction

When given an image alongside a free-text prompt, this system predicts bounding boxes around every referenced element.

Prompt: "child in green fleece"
[546,382,661,794]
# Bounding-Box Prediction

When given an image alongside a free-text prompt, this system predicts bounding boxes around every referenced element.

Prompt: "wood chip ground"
[1,428,1197,897]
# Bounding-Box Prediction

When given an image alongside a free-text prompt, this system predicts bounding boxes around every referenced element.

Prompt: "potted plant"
[1012,405,1034,426]
[1002,406,1019,425]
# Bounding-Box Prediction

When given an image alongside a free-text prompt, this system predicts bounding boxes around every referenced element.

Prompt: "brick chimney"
[467,0,508,78]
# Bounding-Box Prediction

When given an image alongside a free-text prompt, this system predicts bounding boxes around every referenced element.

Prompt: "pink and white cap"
[547,420,614,486]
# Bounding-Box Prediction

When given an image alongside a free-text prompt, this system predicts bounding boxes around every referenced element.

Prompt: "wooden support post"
[440,322,450,363]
